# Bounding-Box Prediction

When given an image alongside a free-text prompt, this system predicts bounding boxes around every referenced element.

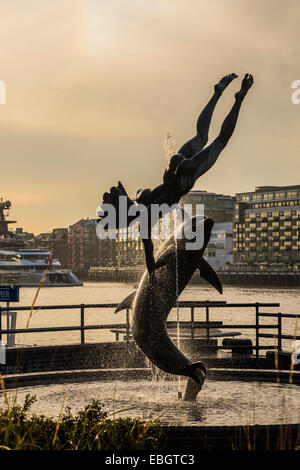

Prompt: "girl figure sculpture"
[98,73,254,274]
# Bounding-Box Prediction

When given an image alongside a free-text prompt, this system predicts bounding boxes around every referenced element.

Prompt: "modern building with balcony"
[233,185,300,267]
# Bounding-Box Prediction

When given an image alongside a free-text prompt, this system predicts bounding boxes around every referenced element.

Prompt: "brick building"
[68,218,116,270]
[34,228,68,267]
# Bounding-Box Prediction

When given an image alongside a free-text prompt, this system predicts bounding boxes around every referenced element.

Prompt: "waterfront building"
[233,185,300,267]
[116,224,145,267]
[34,228,69,267]
[15,228,35,244]
[205,222,233,271]
[114,190,235,268]
[181,190,235,223]
[68,218,116,269]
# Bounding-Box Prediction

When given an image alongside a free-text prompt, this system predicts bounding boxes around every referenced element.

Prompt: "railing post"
[206,304,210,339]
[191,306,194,340]
[126,309,130,344]
[80,304,85,345]
[277,312,282,352]
[255,303,259,359]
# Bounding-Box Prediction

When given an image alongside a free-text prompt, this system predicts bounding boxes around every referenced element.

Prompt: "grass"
[0,394,164,451]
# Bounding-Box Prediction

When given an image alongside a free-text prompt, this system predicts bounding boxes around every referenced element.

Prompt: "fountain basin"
[1,367,300,449]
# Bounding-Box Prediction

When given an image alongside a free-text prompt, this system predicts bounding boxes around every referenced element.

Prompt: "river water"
[5,281,300,349]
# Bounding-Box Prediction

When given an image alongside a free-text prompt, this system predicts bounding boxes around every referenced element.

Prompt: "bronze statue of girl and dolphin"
[98,73,254,400]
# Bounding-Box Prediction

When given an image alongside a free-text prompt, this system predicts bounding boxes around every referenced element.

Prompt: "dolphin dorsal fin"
[198,258,223,294]
[115,290,136,313]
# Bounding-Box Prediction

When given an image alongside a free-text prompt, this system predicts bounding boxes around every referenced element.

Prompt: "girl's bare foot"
[235,73,254,102]
[214,73,238,94]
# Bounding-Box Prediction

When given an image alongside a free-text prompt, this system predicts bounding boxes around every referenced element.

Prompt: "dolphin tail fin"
[188,361,207,375]
[184,361,206,385]
[114,291,136,313]
[197,258,223,294]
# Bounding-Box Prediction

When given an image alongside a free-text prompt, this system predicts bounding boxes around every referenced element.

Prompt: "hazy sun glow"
[0,0,299,233]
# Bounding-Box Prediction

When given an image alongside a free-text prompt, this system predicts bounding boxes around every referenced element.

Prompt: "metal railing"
[0,301,299,357]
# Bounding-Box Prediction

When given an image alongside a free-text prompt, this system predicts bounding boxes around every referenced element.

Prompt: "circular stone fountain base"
[3,378,300,427]
[1,370,300,450]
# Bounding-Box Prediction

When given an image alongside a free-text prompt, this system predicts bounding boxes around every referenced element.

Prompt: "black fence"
[0,301,299,357]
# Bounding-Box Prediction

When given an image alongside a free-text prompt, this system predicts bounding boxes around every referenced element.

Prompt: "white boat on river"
[0,200,82,287]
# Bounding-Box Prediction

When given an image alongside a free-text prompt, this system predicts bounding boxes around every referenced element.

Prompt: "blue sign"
[0,286,20,302]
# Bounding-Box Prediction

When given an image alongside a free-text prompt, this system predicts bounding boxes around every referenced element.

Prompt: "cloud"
[0,0,299,232]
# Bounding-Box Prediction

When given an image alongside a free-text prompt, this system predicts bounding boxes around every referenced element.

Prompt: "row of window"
[236,240,300,246]
[235,223,300,231]
[239,190,299,202]
[233,246,300,251]
[245,210,300,218]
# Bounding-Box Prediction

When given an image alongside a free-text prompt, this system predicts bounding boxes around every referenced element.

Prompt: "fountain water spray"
[174,206,182,400]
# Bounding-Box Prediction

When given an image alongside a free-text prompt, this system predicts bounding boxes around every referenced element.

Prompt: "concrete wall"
[0,342,147,375]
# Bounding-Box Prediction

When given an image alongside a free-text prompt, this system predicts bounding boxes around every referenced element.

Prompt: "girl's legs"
[178,73,238,157]
[181,74,254,181]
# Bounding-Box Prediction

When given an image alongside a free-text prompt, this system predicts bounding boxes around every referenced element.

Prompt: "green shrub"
[0,394,163,450]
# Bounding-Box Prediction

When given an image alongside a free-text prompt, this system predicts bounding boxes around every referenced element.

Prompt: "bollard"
[7,311,17,348]
[0,340,6,364]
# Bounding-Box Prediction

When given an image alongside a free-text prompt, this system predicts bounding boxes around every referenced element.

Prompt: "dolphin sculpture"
[115,215,223,401]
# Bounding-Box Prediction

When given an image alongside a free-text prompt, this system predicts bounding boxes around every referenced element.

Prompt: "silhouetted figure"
[98,73,254,273]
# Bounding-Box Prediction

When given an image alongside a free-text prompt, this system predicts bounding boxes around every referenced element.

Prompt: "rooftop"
[236,184,300,195]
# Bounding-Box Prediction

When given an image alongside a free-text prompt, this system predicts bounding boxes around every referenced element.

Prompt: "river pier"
[89,267,300,287]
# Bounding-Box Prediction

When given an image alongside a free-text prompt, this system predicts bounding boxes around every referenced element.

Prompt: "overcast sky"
[1,0,300,233]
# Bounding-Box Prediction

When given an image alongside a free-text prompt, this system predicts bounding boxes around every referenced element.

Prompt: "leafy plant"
[0,394,164,450]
